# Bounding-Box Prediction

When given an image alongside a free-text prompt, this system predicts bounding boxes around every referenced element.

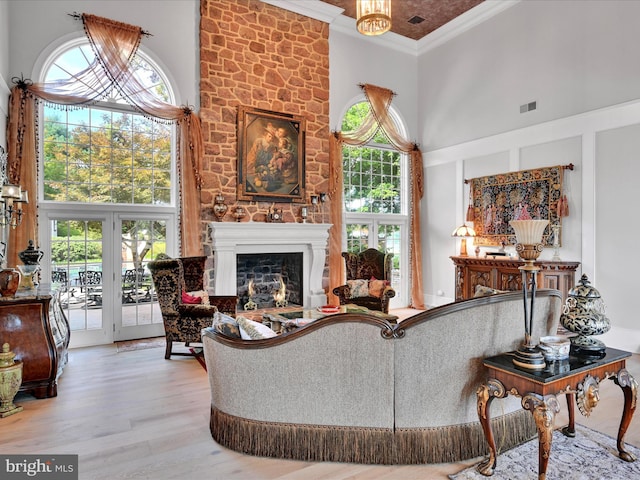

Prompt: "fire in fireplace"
[236,252,303,310]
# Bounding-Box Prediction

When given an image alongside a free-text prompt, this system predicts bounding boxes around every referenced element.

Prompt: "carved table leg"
[522,393,560,480]
[613,369,638,462]
[561,392,576,437]
[476,379,506,476]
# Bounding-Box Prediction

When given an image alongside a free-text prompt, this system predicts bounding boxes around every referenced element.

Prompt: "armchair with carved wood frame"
[332,248,396,314]
[148,255,236,359]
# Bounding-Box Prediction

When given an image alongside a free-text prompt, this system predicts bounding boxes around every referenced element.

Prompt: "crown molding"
[262,0,519,57]
[261,0,344,24]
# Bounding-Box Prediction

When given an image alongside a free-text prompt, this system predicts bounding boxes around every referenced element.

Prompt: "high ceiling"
[321,0,484,41]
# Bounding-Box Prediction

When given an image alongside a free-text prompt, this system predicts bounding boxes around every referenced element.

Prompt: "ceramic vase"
[560,274,611,357]
[0,268,21,298]
[0,343,23,417]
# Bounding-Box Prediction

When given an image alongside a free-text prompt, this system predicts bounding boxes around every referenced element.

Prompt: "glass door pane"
[50,219,108,347]
[116,218,167,341]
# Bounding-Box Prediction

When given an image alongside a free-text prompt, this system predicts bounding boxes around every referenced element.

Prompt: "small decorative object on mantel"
[0,342,23,418]
[232,206,246,222]
[0,268,21,298]
[560,274,611,358]
[300,206,308,223]
[510,219,549,371]
[212,193,228,221]
[266,206,283,223]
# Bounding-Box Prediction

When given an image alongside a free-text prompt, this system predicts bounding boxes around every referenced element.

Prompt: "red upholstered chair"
[332,248,396,313]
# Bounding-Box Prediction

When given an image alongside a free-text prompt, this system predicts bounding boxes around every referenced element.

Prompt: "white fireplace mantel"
[209,222,332,308]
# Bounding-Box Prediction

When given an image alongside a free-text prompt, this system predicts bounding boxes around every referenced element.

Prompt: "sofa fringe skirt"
[210,406,537,465]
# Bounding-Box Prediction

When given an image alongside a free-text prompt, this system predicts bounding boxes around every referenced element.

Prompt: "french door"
[344,217,408,308]
[40,208,175,347]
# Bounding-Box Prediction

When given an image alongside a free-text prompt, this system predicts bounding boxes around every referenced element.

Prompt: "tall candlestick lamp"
[509,219,549,370]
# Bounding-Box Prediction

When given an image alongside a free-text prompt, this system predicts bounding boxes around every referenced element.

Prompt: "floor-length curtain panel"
[5,13,204,260]
[328,133,345,305]
[330,84,425,308]
[5,87,38,268]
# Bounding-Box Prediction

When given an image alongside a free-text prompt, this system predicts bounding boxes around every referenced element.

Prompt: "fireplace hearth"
[209,223,331,308]
[237,252,303,310]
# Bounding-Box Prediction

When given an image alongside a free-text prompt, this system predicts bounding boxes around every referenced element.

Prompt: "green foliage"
[341,102,401,215]
[50,239,102,263]
[42,106,171,204]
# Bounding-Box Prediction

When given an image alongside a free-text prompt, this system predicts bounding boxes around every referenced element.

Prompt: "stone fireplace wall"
[199,0,332,287]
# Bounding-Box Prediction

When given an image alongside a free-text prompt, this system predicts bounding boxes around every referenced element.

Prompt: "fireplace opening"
[236,252,303,310]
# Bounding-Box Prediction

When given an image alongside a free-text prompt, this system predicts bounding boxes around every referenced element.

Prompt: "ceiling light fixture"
[356,0,392,36]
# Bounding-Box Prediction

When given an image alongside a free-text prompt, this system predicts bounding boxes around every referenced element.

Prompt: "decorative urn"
[17,240,43,292]
[212,193,228,221]
[0,343,23,417]
[18,240,44,265]
[560,274,610,357]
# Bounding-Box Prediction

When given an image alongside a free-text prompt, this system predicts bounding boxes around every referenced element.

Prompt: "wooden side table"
[476,348,637,479]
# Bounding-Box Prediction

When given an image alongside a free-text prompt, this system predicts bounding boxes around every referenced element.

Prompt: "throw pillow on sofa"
[236,316,277,340]
[212,312,241,338]
[347,279,369,298]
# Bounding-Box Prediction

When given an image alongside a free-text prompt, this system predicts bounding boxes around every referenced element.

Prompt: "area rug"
[189,348,207,371]
[115,337,165,352]
[450,425,639,480]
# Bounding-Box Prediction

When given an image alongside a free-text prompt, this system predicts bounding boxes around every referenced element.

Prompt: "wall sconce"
[319,192,327,203]
[0,184,27,229]
[510,219,549,371]
[451,224,476,257]
[310,195,319,206]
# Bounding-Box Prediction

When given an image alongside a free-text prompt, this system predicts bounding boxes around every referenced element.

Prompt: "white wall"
[418,0,640,151]
[420,1,640,352]
[0,0,10,147]
[329,28,418,136]
[7,0,198,106]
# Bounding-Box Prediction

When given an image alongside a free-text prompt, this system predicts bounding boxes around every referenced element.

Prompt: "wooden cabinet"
[0,291,70,398]
[451,256,580,302]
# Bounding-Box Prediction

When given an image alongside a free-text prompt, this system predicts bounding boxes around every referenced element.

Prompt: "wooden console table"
[451,256,579,301]
[476,348,637,479]
[0,291,70,398]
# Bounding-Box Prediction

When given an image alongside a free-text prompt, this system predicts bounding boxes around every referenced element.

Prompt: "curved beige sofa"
[202,289,562,465]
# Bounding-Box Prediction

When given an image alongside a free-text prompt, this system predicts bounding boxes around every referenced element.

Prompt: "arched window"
[341,101,409,307]
[37,38,177,346]
[41,40,173,205]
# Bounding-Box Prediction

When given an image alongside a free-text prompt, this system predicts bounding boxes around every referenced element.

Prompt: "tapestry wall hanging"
[467,165,571,247]
[237,105,306,203]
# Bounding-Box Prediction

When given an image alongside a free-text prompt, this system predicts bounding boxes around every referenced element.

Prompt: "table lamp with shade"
[451,224,476,257]
[509,219,549,370]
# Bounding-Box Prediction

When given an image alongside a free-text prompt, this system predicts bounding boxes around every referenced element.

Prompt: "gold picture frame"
[237,105,305,202]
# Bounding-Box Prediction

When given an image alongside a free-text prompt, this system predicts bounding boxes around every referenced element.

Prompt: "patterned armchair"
[332,248,396,313]
[148,255,236,359]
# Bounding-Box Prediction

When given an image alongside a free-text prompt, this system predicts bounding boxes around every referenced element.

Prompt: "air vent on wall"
[520,101,537,113]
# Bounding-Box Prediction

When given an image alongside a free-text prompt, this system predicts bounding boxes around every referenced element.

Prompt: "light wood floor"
[1,343,638,480]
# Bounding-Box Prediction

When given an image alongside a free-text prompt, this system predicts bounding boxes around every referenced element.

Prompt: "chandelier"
[356,0,392,36]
